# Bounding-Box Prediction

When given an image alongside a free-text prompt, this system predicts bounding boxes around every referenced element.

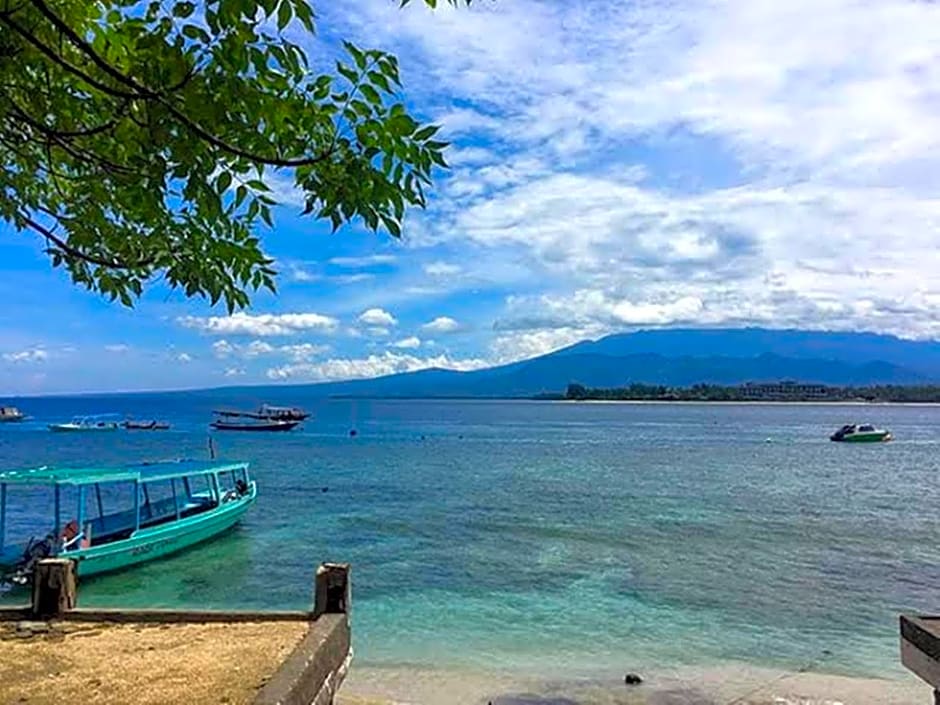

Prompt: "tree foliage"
[0,0,467,309]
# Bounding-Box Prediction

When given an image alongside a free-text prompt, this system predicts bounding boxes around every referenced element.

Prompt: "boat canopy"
[0,459,249,487]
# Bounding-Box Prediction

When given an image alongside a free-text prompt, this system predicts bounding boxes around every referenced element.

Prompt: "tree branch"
[28,0,159,97]
[21,212,155,270]
[0,13,142,100]
[4,104,140,176]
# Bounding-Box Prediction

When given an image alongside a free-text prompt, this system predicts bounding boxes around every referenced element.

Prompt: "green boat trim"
[0,459,256,582]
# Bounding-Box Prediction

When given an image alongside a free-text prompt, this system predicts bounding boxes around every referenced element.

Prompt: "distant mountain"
[558,328,940,377]
[304,328,937,398]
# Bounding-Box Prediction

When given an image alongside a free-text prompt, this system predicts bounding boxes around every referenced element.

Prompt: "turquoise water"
[2,396,939,682]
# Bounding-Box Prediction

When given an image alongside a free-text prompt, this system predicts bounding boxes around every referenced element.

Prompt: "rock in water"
[624,673,643,685]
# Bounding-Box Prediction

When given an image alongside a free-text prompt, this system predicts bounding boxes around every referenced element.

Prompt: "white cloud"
[490,327,599,364]
[244,340,275,357]
[178,312,339,336]
[223,367,245,377]
[322,0,940,340]
[279,343,330,362]
[358,308,398,327]
[212,339,328,362]
[330,254,398,268]
[2,348,48,363]
[212,340,235,358]
[422,316,460,334]
[391,336,422,349]
[177,353,193,363]
[423,261,462,277]
[266,351,488,381]
[104,344,130,353]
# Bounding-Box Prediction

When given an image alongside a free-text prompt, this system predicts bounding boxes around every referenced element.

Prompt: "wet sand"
[337,662,931,705]
[0,619,308,705]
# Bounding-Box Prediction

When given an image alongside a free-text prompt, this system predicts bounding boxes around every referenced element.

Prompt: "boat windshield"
[858,424,875,432]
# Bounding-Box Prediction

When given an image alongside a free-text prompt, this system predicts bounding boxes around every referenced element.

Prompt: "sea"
[1,394,938,698]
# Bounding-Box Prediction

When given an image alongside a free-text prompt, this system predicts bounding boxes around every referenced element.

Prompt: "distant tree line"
[560,383,940,403]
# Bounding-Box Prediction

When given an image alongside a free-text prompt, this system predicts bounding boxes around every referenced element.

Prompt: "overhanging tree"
[0,0,466,309]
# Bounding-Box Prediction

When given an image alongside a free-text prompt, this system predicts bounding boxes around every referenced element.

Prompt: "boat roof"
[0,459,248,487]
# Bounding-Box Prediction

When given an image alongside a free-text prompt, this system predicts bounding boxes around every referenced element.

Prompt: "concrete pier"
[0,559,352,705]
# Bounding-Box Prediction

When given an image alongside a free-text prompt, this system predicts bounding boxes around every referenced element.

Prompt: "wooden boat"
[122,420,171,430]
[48,415,120,432]
[0,407,25,422]
[0,459,256,584]
[210,418,299,432]
[213,405,310,422]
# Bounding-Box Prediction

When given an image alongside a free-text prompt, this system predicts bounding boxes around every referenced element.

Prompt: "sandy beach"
[337,662,931,705]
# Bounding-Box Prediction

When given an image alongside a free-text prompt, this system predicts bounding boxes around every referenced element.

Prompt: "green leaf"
[414,124,441,141]
[172,1,196,18]
[277,0,292,30]
[389,114,418,136]
[380,214,402,237]
[216,171,232,193]
[182,24,209,42]
[336,61,358,85]
[343,41,367,71]
[360,84,381,105]
[367,71,393,93]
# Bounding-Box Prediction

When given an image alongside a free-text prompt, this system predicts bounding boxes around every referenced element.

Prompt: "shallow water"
[1,396,938,684]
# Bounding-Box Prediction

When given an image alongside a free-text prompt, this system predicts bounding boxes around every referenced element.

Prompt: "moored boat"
[0,407,26,422]
[0,459,256,584]
[123,419,171,430]
[48,415,120,432]
[213,404,310,422]
[210,418,299,432]
[830,424,892,443]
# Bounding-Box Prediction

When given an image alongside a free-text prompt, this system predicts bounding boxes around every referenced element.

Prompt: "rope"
[724,649,833,705]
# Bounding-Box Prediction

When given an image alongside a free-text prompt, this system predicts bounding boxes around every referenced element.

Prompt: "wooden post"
[31,558,76,618]
[313,563,350,619]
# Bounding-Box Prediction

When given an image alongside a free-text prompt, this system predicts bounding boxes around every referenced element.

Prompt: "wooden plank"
[31,558,76,618]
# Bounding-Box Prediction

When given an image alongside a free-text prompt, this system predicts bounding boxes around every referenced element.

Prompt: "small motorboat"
[830,424,892,443]
[210,418,300,432]
[122,420,171,430]
[0,407,26,423]
[48,415,120,432]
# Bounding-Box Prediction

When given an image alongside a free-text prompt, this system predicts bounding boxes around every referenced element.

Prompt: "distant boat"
[48,415,120,432]
[210,418,300,432]
[0,407,25,423]
[123,420,171,431]
[213,404,310,422]
[0,459,256,584]
[830,424,893,443]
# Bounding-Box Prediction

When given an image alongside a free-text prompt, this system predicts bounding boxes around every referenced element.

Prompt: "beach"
[338,663,930,704]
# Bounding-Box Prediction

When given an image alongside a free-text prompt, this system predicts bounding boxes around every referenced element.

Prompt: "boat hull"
[831,432,892,442]
[210,421,299,432]
[67,490,256,578]
[48,424,119,432]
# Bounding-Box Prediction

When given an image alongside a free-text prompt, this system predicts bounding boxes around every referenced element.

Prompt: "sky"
[3,0,940,395]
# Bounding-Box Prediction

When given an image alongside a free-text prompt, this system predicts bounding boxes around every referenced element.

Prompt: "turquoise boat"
[0,459,256,584]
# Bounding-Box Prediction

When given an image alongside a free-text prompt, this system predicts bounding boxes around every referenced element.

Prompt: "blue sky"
[3,0,940,395]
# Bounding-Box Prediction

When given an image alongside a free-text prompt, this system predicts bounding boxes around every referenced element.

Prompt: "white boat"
[830,424,892,443]
[48,415,120,432]
[0,407,25,423]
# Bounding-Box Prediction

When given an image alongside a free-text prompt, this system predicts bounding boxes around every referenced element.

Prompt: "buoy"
[349,429,358,437]
[321,487,329,493]
[624,673,643,686]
